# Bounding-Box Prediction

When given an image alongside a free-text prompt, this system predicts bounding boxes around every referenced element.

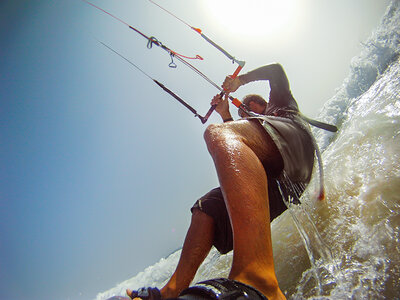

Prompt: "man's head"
[239,94,267,117]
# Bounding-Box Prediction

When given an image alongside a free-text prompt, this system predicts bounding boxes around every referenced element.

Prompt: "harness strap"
[297,112,337,200]
[299,113,338,132]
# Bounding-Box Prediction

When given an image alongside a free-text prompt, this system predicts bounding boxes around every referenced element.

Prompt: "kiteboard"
[105,296,131,300]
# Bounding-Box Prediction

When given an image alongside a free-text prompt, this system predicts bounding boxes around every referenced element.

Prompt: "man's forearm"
[238,63,290,90]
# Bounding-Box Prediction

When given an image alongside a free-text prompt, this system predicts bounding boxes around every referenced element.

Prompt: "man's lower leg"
[160,209,215,298]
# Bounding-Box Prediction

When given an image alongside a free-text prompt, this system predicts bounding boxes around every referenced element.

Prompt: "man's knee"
[204,123,239,157]
[203,123,222,145]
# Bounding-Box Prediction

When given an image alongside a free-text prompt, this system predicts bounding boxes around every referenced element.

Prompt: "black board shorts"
[191,115,314,254]
[191,178,288,254]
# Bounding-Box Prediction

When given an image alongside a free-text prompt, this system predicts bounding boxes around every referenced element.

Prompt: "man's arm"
[223,63,290,94]
[239,63,290,92]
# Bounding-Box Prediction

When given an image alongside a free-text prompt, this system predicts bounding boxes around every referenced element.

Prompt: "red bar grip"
[200,64,244,124]
[231,97,242,108]
[231,65,243,79]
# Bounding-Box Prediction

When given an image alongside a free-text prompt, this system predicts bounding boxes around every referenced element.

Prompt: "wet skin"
[203,119,285,300]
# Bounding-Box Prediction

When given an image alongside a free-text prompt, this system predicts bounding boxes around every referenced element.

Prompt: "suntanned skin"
[128,66,287,300]
[204,92,285,299]
[205,119,284,298]
[158,209,215,297]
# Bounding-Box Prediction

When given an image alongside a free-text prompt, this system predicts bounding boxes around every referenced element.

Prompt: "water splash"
[277,172,347,299]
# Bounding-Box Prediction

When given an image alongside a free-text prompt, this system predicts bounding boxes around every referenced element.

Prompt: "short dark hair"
[242,94,267,107]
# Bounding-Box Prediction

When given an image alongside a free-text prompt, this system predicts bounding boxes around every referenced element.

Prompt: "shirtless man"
[127,63,315,300]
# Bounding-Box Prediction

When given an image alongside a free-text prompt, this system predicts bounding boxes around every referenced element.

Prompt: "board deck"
[105,296,131,300]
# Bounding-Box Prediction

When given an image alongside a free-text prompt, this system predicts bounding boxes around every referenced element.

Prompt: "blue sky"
[0,1,390,299]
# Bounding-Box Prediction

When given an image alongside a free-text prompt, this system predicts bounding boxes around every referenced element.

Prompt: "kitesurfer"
[127,63,315,300]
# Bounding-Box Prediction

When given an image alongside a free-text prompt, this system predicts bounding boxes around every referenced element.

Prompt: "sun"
[205,0,299,37]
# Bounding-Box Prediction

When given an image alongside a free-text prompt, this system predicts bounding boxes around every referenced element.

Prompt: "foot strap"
[128,287,162,300]
[179,278,268,299]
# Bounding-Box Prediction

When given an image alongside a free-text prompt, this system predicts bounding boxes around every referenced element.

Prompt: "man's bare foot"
[126,289,140,299]
[126,287,161,299]
[230,272,286,300]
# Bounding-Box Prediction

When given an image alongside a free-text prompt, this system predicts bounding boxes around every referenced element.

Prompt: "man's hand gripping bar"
[200,62,245,124]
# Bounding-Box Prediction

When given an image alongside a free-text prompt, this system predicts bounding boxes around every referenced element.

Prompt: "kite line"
[82,0,248,123]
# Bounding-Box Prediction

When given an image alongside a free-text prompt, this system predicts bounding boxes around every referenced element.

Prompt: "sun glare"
[205,0,298,37]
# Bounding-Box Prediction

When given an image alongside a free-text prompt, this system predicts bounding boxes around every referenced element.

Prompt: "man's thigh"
[222,119,283,175]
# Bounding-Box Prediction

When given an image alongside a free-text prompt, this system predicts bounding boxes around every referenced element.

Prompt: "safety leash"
[297,112,337,200]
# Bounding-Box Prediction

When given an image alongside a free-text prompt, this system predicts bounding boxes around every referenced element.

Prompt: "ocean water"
[96,1,400,299]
